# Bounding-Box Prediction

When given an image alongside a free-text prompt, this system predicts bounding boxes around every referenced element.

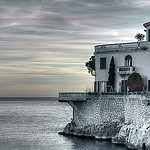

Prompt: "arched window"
[125,55,132,66]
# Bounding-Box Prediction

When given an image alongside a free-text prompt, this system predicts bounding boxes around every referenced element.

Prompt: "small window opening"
[125,55,132,66]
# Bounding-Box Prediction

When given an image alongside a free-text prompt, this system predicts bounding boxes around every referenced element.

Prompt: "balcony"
[95,41,150,53]
[59,92,88,102]
[117,66,136,75]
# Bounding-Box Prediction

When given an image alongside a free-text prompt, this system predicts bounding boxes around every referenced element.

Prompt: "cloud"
[0,0,149,96]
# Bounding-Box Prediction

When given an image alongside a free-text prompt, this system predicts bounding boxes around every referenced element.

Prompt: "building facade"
[94,22,150,92]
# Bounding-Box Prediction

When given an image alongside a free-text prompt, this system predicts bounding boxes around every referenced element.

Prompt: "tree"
[85,56,95,74]
[108,56,115,91]
[127,73,144,92]
[135,33,145,42]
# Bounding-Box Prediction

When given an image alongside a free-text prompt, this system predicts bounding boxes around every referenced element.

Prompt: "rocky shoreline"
[113,124,150,150]
[59,120,150,150]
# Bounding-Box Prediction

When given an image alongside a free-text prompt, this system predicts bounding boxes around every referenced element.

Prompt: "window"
[121,80,127,92]
[94,81,96,92]
[98,81,100,92]
[100,81,107,92]
[125,55,132,66]
[96,81,107,92]
[148,30,150,42]
[100,57,106,69]
[148,80,150,91]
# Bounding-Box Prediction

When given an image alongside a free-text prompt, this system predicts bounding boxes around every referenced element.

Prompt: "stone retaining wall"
[71,94,150,128]
[73,95,124,127]
[125,95,150,126]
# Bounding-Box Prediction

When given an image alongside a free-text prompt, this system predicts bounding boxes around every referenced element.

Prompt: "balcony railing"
[59,92,88,97]
[95,41,150,53]
[117,66,136,75]
[59,92,88,102]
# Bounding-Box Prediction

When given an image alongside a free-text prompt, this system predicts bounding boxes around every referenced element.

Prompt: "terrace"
[95,41,150,53]
[58,92,150,103]
[58,92,88,102]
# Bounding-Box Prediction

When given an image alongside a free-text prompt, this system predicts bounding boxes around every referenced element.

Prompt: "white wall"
[125,95,150,126]
[95,49,150,92]
[73,95,124,127]
[145,25,150,41]
[71,95,150,128]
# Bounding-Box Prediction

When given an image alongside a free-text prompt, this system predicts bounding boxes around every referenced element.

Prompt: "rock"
[62,122,150,150]
[112,124,150,150]
[62,120,123,140]
[96,120,123,139]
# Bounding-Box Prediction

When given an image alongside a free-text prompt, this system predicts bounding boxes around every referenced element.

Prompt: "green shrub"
[88,92,98,95]
[127,73,143,92]
[108,56,115,91]
[85,56,95,74]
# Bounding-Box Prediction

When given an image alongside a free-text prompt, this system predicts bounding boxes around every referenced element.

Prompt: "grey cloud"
[0,56,34,62]
[0,0,149,96]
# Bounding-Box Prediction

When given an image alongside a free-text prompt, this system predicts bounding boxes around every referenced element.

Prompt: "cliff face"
[73,95,124,127]
[60,94,150,150]
[62,121,150,149]
[113,124,150,150]
[124,95,150,127]
[62,119,123,140]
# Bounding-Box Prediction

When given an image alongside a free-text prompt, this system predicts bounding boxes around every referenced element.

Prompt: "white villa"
[94,22,150,93]
[59,22,150,150]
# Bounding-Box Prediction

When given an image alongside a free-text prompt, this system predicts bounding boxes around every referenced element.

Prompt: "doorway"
[121,80,127,92]
[148,80,150,91]
[149,30,150,42]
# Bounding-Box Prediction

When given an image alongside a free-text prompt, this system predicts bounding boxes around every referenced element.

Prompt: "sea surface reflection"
[0,98,129,150]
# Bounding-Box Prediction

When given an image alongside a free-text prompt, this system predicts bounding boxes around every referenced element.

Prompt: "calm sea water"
[0,97,129,150]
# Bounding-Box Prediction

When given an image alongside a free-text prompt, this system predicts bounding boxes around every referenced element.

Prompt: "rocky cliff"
[113,124,150,150]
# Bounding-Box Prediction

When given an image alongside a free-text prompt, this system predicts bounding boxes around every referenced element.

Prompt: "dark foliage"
[85,56,95,74]
[88,92,98,95]
[108,56,115,91]
[127,73,144,92]
[135,33,145,41]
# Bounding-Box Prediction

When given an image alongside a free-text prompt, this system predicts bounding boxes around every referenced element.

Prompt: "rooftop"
[95,41,150,54]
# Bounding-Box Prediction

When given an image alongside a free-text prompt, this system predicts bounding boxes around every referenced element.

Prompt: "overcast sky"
[0,0,149,97]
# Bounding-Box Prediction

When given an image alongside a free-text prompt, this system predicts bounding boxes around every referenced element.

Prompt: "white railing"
[95,41,150,53]
[117,66,136,75]
[59,92,88,98]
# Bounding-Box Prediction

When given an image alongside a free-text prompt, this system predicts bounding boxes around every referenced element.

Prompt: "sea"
[0,97,129,150]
